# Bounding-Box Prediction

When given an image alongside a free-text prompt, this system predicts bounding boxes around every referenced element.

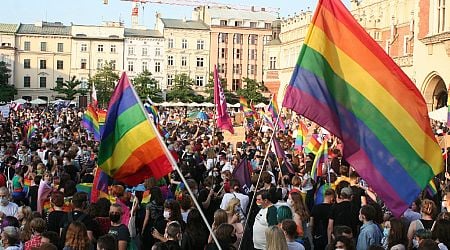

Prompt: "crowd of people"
[0,104,449,250]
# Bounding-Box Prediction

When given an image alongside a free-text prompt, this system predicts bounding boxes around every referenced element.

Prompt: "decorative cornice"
[419,31,450,45]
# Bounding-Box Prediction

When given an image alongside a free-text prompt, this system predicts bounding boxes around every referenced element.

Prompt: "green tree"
[0,61,17,102]
[90,62,119,107]
[51,76,87,100]
[166,73,204,103]
[133,70,163,103]
[204,72,239,103]
[236,78,268,103]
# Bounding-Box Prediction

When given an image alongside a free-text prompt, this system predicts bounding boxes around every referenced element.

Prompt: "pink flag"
[214,65,234,134]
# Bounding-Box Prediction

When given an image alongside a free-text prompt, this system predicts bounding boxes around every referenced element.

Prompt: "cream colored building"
[15,22,72,101]
[0,24,19,86]
[155,14,210,92]
[193,6,276,91]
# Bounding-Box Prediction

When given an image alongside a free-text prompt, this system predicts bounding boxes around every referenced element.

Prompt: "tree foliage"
[166,73,204,103]
[204,72,239,104]
[0,61,17,102]
[236,78,268,103]
[90,62,119,108]
[51,76,87,100]
[133,70,163,103]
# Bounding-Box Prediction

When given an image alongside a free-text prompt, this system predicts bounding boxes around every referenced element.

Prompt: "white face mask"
[287,199,293,206]
[412,239,419,248]
[163,210,170,220]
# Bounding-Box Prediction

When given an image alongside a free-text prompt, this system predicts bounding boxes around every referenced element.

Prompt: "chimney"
[155,12,161,20]
[251,6,255,12]
[261,7,266,12]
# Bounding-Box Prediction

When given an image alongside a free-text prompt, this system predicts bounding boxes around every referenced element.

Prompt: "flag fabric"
[98,72,174,186]
[214,65,234,134]
[92,82,98,108]
[240,96,255,128]
[315,182,331,205]
[145,97,159,123]
[27,125,37,141]
[250,100,260,120]
[268,94,285,129]
[311,139,328,181]
[81,105,100,141]
[305,134,321,155]
[232,158,252,194]
[91,168,109,203]
[97,109,107,135]
[425,178,438,196]
[272,137,296,175]
[262,114,274,129]
[282,0,442,216]
[294,121,308,151]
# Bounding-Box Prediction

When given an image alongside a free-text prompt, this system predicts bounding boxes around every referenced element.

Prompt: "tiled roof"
[207,7,276,21]
[0,23,19,33]
[160,18,210,30]
[124,28,163,38]
[17,22,71,36]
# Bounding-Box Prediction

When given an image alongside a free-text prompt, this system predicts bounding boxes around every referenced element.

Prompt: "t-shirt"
[311,203,332,238]
[253,205,278,250]
[59,211,97,232]
[47,210,67,233]
[287,241,305,250]
[329,201,359,236]
[198,188,220,224]
[108,224,130,243]
[0,202,18,217]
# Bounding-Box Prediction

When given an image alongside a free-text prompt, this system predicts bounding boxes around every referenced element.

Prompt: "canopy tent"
[255,103,267,108]
[29,98,47,105]
[428,106,447,123]
[13,98,27,104]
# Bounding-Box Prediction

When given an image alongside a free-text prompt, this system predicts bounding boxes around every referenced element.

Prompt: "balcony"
[392,55,413,67]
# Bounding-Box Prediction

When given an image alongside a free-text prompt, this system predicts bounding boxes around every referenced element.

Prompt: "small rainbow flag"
[90,168,109,203]
[250,100,259,120]
[294,121,308,151]
[27,125,37,141]
[240,96,255,127]
[97,109,107,135]
[98,72,174,186]
[145,97,159,123]
[425,178,438,196]
[311,139,328,181]
[268,94,285,129]
[81,105,100,141]
[305,134,321,155]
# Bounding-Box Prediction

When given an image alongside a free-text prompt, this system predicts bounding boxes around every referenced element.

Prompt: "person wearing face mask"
[59,192,96,242]
[0,187,18,218]
[108,204,130,250]
[356,205,383,250]
[152,200,186,243]
[253,190,278,250]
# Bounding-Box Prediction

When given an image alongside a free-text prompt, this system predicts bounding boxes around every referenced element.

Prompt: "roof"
[266,38,281,46]
[207,7,276,22]
[160,18,210,30]
[17,22,71,36]
[0,23,19,33]
[124,28,163,38]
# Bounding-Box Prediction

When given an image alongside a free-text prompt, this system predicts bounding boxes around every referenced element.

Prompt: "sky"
[0,0,349,28]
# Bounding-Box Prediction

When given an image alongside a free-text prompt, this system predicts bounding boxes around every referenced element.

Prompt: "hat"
[340,187,353,197]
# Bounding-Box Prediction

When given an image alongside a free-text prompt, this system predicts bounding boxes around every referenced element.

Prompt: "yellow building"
[0,24,19,86]
[193,6,276,91]
[15,22,72,101]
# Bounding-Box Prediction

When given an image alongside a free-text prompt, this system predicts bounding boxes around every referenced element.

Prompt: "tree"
[0,61,17,102]
[236,78,268,103]
[133,70,163,103]
[166,73,204,103]
[51,76,87,100]
[90,62,119,108]
[204,72,239,103]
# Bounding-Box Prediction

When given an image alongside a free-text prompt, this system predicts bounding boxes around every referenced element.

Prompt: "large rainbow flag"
[311,139,328,181]
[81,105,100,141]
[282,0,443,216]
[98,72,174,186]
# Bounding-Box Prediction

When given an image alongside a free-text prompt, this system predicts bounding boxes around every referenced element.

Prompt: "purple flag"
[232,159,252,194]
[272,137,296,175]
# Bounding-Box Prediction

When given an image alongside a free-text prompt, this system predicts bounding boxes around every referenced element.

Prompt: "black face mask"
[109,213,121,223]
[230,234,237,244]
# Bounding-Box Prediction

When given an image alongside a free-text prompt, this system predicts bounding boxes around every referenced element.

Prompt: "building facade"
[155,14,210,93]
[14,22,72,101]
[0,24,19,86]
[193,6,276,91]
[124,28,164,87]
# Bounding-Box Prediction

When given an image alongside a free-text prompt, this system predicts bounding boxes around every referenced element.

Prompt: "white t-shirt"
[287,240,305,250]
[0,202,18,217]
[220,192,249,214]
[253,207,269,250]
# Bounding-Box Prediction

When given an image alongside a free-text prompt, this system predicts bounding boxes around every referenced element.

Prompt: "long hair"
[224,198,240,215]
[290,191,309,219]
[64,221,90,250]
[265,226,288,250]
[164,199,183,223]
[387,218,407,249]
[213,209,228,228]
[185,209,208,247]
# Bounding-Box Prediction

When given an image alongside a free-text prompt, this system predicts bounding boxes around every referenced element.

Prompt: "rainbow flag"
[81,105,100,141]
[250,100,259,120]
[240,96,255,127]
[27,125,37,141]
[315,183,331,205]
[97,109,107,135]
[98,72,174,186]
[305,134,321,155]
[311,139,328,181]
[282,0,442,216]
[294,121,308,151]
[90,168,109,203]
[145,97,159,123]
[268,94,285,129]
[425,178,438,196]
[262,114,274,129]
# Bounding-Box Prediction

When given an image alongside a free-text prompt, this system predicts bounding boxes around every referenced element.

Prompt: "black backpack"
[60,212,88,247]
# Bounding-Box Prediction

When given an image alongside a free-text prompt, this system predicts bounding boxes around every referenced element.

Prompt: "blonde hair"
[224,198,240,215]
[64,221,90,250]
[265,226,288,250]
[421,199,437,217]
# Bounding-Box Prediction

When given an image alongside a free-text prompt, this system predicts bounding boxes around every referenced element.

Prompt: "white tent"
[428,106,447,123]
[255,103,267,108]
[30,98,47,105]
[13,98,27,104]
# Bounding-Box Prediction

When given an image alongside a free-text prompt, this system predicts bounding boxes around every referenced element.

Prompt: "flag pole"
[238,115,280,250]
[130,79,223,250]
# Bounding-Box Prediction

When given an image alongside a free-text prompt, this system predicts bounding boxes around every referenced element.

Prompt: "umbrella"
[13,98,27,104]
[30,98,47,105]
[188,111,209,121]
[428,106,447,123]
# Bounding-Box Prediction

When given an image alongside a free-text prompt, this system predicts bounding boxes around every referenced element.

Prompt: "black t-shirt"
[350,186,365,211]
[108,224,130,243]
[329,201,359,236]
[59,211,97,232]
[64,164,78,182]
[165,240,181,250]
[47,210,67,233]
[198,188,220,224]
[311,203,332,237]
[28,185,39,211]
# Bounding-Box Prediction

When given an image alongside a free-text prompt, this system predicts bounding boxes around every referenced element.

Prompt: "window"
[155,62,161,73]
[40,42,47,52]
[219,33,228,43]
[248,64,257,75]
[39,77,46,88]
[155,48,161,56]
[265,23,272,29]
[219,64,226,73]
[232,79,241,91]
[197,40,204,50]
[142,47,148,56]
[249,34,258,45]
[81,44,87,52]
[128,61,134,72]
[40,60,46,69]
[57,60,64,70]
[263,35,272,45]
[110,60,116,70]
[233,64,241,74]
[24,41,30,51]
[182,39,188,49]
[98,44,104,52]
[168,56,174,66]
[56,77,64,88]
[128,46,135,55]
[142,61,148,71]
[220,20,228,26]
[57,43,64,52]
[23,76,30,88]
[249,49,257,60]
[97,59,103,69]
[167,74,174,86]
[24,59,31,69]
[250,22,257,28]
[168,38,174,49]
[233,34,242,44]
[80,78,88,89]
[269,57,277,69]
[234,21,242,27]
[235,49,241,59]
[220,48,227,59]
[196,57,204,67]
[81,59,87,69]
[181,56,187,67]
[196,76,204,87]
[110,45,116,53]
